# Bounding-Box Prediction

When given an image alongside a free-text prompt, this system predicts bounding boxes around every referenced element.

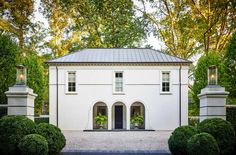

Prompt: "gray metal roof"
[47,48,191,64]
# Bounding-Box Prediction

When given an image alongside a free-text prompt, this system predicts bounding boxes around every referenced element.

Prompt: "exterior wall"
[49,65,189,130]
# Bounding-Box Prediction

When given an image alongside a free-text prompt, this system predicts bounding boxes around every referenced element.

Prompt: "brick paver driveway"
[62,131,172,151]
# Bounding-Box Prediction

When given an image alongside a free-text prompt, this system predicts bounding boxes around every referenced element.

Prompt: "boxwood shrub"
[0,115,36,155]
[18,134,48,155]
[168,125,198,155]
[187,133,220,155]
[34,117,49,124]
[198,118,235,155]
[36,123,66,155]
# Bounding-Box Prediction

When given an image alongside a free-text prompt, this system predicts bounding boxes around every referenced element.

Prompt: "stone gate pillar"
[198,85,229,122]
[5,85,37,121]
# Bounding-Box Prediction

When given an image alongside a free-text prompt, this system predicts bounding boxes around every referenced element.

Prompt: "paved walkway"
[62,131,172,151]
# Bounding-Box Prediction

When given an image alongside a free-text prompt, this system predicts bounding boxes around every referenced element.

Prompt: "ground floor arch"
[112,102,127,129]
[93,102,108,129]
[130,102,145,129]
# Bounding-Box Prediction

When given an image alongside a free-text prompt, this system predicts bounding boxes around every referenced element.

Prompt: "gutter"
[56,66,59,127]
[179,65,182,127]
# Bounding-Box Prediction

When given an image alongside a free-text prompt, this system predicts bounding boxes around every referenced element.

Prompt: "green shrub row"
[226,106,236,132]
[0,115,66,155]
[35,117,49,124]
[168,118,236,155]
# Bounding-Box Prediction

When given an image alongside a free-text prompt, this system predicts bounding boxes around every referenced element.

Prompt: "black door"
[115,106,123,129]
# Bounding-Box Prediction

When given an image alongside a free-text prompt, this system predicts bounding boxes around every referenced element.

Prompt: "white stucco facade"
[49,65,189,130]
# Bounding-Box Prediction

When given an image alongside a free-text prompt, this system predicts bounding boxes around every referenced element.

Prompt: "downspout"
[56,66,59,127]
[179,64,182,127]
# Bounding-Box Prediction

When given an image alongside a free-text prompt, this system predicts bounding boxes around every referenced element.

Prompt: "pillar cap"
[198,85,229,97]
[5,85,37,97]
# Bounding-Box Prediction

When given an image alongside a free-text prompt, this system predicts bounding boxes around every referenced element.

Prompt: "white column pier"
[5,85,37,121]
[198,85,229,122]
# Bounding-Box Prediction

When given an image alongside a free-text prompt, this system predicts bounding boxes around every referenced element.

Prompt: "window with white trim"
[68,72,76,92]
[162,72,170,92]
[115,72,123,92]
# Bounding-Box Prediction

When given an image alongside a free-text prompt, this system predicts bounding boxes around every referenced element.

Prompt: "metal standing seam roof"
[47,48,192,64]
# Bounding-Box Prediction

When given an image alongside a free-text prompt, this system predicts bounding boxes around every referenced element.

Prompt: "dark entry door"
[115,106,123,129]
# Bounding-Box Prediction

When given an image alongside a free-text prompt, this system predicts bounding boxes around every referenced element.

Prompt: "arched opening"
[112,102,126,129]
[130,102,145,129]
[93,102,108,129]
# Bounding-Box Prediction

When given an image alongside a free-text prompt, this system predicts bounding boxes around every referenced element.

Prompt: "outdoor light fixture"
[16,65,27,85]
[208,65,217,85]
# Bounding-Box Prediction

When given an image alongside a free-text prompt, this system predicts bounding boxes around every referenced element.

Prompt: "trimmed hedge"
[34,117,49,124]
[18,134,48,155]
[36,123,66,155]
[0,116,36,155]
[198,118,235,155]
[168,125,198,155]
[0,107,7,118]
[187,133,220,155]
[226,106,236,132]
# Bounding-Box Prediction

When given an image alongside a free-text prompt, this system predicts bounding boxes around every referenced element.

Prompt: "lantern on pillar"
[208,65,217,85]
[16,65,27,85]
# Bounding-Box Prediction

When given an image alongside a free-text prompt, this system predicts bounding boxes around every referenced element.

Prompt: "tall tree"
[137,0,200,59]
[87,0,147,48]
[192,52,225,107]
[0,34,19,105]
[138,0,236,58]
[0,0,34,53]
[189,0,236,55]
[23,54,46,115]
[224,32,236,104]
[41,0,147,57]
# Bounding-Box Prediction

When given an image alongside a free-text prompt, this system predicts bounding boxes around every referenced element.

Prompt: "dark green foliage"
[227,106,236,132]
[226,107,236,153]
[0,107,7,118]
[0,115,36,155]
[187,133,220,155]
[192,52,225,109]
[168,125,198,155]
[18,134,48,155]
[34,117,49,124]
[23,55,46,115]
[0,34,19,104]
[36,123,66,155]
[198,118,235,155]
[224,32,236,102]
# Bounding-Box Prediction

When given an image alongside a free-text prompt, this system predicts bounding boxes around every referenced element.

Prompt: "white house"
[47,48,191,130]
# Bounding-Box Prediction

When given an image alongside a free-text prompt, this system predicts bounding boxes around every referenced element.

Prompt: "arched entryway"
[112,102,127,129]
[130,102,145,129]
[93,102,108,129]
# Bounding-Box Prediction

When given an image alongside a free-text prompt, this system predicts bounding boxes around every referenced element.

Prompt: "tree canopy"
[224,32,236,104]
[192,52,225,107]
[40,0,148,57]
[0,34,19,104]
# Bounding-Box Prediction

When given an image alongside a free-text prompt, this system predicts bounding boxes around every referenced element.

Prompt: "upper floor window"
[162,72,170,92]
[115,72,123,92]
[68,72,76,92]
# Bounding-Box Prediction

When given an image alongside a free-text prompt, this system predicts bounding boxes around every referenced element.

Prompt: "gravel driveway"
[62,131,172,151]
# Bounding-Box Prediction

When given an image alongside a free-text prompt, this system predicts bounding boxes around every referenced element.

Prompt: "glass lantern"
[208,65,217,85]
[16,65,27,85]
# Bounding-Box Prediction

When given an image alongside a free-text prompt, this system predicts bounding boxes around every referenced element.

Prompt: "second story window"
[68,72,76,92]
[115,72,123,92]
[162,72,170,92]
